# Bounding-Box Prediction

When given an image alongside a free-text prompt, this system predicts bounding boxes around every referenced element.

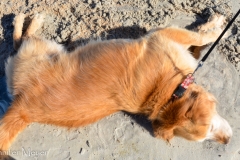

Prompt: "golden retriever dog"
[0,13,232,152]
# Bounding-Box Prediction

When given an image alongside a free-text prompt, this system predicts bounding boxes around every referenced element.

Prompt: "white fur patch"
[205,113,232,140]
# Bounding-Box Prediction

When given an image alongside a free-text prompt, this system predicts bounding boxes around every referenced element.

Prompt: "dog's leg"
[0,103,29,152]
[24,13,44,37]
[14,13,62,60]
[13,13,44,51]
[13,13,25,50]
[191,14,227,59]
[158,14,226,49]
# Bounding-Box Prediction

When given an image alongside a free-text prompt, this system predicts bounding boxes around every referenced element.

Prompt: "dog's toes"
[198,14,226,33]
[209,14,226,28]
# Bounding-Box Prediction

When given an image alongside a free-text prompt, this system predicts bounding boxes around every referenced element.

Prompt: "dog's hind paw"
[24,13,45,37]
[13,13,25,27]
[33,13,45,24]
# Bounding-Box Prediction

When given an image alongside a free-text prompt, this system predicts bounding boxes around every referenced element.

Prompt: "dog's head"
[152,84,232,144]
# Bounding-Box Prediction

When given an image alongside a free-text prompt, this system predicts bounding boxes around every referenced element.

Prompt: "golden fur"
[0,13,232,152]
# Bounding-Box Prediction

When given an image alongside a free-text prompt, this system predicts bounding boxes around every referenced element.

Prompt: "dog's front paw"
[198,14,226,33]
[208,14,226,29]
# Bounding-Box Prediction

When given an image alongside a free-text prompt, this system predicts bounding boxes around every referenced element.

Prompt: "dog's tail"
[0,102,29,153]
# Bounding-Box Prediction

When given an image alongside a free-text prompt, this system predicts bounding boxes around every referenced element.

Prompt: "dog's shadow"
[124,112,153,136]
[102,25,147,39]
[66,25,147,51]
[0,15,15,160]
[0,14,15,76]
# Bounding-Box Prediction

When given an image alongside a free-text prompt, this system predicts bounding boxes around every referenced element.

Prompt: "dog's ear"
[184,90,216,124]
[184,90,200,122]
[152,120,174,142]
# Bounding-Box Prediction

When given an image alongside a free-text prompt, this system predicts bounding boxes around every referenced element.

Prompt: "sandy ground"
[0,0,240,160]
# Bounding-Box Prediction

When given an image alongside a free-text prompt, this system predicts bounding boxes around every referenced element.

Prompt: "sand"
[0,0,239,159]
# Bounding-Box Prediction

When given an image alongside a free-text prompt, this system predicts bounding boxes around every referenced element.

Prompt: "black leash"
[193,9,240,75]
[173,9,240,99]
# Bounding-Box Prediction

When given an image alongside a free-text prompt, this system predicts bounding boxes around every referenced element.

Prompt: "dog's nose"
[210,114,232,144]
[215,135,231,144]
[222,136,230,144]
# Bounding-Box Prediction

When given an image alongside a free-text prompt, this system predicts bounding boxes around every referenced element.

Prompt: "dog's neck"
[139,70,185,120]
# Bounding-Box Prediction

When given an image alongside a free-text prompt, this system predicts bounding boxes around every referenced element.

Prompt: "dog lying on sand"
[0,13,232,152]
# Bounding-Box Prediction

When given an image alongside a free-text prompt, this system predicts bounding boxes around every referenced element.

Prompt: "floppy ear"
[152,120,174,142]
[184,90,216,124]
[184,91,199,121]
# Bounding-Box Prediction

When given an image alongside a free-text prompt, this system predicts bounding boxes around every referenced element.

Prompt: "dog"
[0,13,232,152]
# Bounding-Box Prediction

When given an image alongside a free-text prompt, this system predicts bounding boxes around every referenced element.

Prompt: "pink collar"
[172,74,194,99]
